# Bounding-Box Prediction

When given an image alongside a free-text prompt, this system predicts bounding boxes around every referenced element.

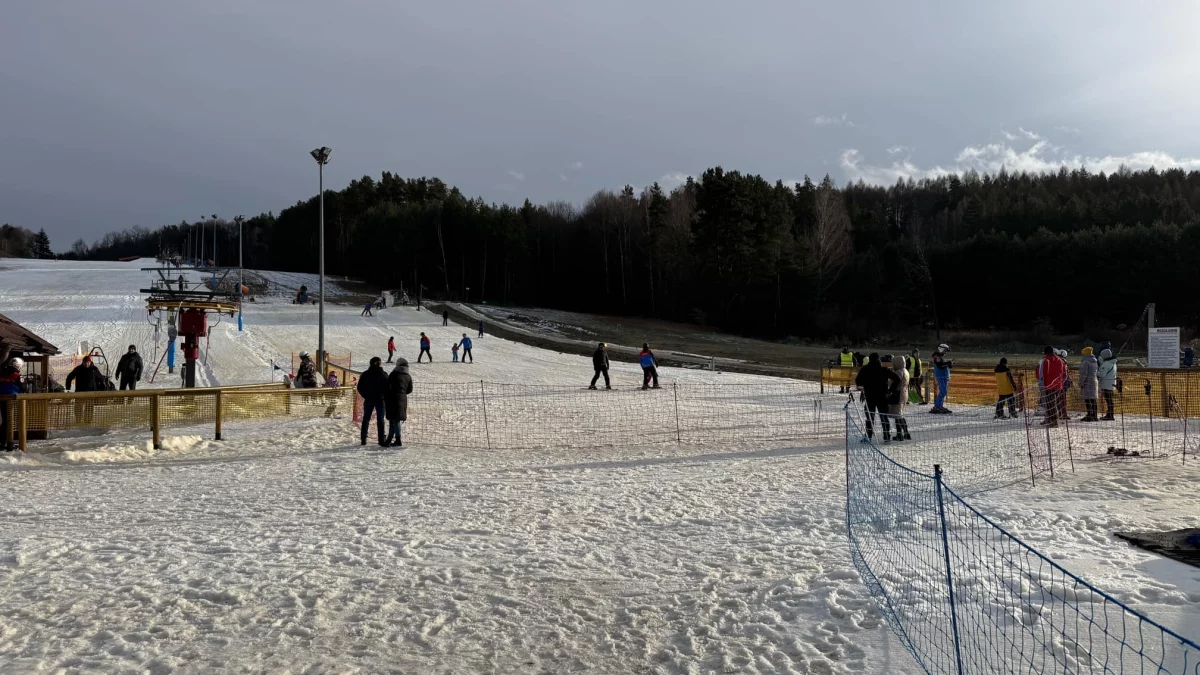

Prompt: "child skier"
[994,357,1018,419]
[452,342,460,362]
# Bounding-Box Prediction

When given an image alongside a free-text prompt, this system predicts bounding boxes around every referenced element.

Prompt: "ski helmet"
[9,357,23,369]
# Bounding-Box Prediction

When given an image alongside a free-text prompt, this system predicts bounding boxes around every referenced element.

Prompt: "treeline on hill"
[74,165,1200,339]
[0,225,53,259]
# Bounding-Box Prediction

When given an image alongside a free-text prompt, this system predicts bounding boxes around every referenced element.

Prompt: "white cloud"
[886,145,910,156]
[812,113,855,128]
[841,130,1200,185]
[569,161,584,171]
[1055,126,1082,135]
[658,171,691,188]
[559,173,570,182]
[506,169,525,181]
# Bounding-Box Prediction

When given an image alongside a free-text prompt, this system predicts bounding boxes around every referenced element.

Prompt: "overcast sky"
[3,0,1200,248]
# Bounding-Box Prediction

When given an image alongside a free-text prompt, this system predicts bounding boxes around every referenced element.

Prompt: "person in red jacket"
[386,336,396,363]
[1039,345,1068,427]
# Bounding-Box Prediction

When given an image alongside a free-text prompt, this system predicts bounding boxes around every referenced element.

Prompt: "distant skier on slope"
[590,342,611,390]
[639,343,660,390]
[443,309,449,327]
[460,334,474,363]
[418,333,432,363]
[386,336,396,363]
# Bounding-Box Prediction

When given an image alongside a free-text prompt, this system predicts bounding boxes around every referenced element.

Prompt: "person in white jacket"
[1079,347,1099,422]
[888,355,912,441]
[1097,348,1118,421]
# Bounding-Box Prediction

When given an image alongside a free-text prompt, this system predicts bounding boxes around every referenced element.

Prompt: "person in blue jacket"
[460,334,474,363]
[639,343,660,390]
[0,357,23,451]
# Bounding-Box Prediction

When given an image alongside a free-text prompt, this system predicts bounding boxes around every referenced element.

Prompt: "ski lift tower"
[140,263,242,388]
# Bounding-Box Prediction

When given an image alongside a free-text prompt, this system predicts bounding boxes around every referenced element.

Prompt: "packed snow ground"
[0,258,1197,673]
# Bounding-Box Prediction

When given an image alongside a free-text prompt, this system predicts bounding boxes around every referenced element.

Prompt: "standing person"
[442,309,449,327]
[836,347,854,393]
[907,349,925,404]
[451,341,460,362]
[326,370,340,388]
[356,357,389,447]
[478,320,485,338]
[361,302,374,317]
[1079,346,1099,422]
[417,333,432,363]
[1039,346,1068,427]
[386,337,396,363]
[994,358,1018,419]
[639,343,660,390]
[931,344,953,413]
[590,342,611,390]
[856,353,900,442]
[1098,348,1118,420]
[115,345,143,391]
[460,334,474,363]
[295,352,318,388]
[888,355,911,441]
[385,358,413,448]
[66,355,103,425]
[1,357,23,451]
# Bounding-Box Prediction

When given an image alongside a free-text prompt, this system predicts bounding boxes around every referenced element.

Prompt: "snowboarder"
[1079,346,1099,422]
[356,356,388,447]
[590,342,611,390]
[386,337,396,363]
[1039,346,1068,427]
[931,344,953,413]
[0,357,23,451]
[639,343,660,389]
[442,309,449,327]
[418,333,432,363]
[994,358,1018,419]
[361,302,374,317]
[385,358,413,448]
[856,353,900,442]
[478,320,484,338]
[888,355,911,441]
[1098,348,1118,420]
[295,352,319,388]
[460,334,474,363]
[115,344,143,391]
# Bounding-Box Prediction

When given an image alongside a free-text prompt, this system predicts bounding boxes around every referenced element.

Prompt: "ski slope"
[0,258,1196,673]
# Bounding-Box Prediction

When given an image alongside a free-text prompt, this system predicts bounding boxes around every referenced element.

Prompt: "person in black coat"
[385,358,414,447]
[855,352,900,442]
[115,345,143,391]
[356,356,389,447]
[442,309,449,327]
[589,342,611,390]
[66,357,103,392]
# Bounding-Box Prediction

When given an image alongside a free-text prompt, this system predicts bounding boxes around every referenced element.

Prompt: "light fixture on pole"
[235,215,246,331]
[310,146,332,375]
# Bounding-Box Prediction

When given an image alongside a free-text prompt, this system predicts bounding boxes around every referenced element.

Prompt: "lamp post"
[199,216,205,267]
[235,215,245,331]
[310,147,332,375]
[211,214,218,267]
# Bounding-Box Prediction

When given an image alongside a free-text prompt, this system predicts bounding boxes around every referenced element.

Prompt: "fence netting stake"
[673,382,682,444]
[480,380,492,450]
[933,464,966,675]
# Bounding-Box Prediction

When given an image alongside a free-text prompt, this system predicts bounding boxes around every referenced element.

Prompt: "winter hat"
[1082,346,1094,356]
[643,343,650,350]
[999,357,1008,366]
[892,355,905,369]
[1100,348,1113,359]
[369,356,382,367]
[868,352,880,365]
[393,357,409,370]
[1043,345,1054,355]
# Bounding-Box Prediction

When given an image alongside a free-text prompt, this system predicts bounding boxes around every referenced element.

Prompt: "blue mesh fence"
[845,410,1200,674]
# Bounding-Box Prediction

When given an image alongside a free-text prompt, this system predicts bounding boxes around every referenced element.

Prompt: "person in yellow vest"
[837,347,854,393]
[994,357,1018,419]
[906,349,925,404]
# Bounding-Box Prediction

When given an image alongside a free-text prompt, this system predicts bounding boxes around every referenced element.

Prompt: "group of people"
[355,356,414,448]
[854,353,914,443]
[588,342,661,390]
[1031,343,1118,428]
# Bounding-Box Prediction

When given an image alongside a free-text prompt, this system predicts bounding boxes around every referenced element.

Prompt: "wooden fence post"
[18,398,27,452]
[214,390,223,440]
[151,394,161,450]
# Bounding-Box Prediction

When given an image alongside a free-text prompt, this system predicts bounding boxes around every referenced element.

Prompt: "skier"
[115,344,143,391]
[590,342,611,390]
[1079,346,1099,422]
[0,357,23,451]
[451,341,460,362]
[639,343,660,390]
[836,347,854,393]
[855,353,900,442]
[442,309,449,327]
[326,371,340,388]
[295,352,319,388]
[386,336,396,363]
[460,334,474,363]
[478,320,484,338]
[177,274,185,292]
[418,333,432,363]
[385,358,414,448]
[356,356,388,447]
[907,349,925,404]
[1098,348,1118,420]
[931,344,953,413]
[888,355,911,441]
[296,285,309,304]
[361,302,374,317]
[1039,346,1068,427]
[994,358,1018,419]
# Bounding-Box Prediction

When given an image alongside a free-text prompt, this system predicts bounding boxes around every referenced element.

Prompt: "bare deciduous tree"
[805,181,852,307]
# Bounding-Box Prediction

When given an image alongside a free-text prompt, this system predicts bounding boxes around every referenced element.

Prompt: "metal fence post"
[214,390,223,441]
[673,382,682,444]
[480,380,492,450]
[933,464,966,675]
[151,394,161,450]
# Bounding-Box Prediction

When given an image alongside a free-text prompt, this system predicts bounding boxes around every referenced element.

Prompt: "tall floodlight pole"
[199,216,205,266]
[310,147,332,375]
[211,214,218,267]
[235,215,245,331]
